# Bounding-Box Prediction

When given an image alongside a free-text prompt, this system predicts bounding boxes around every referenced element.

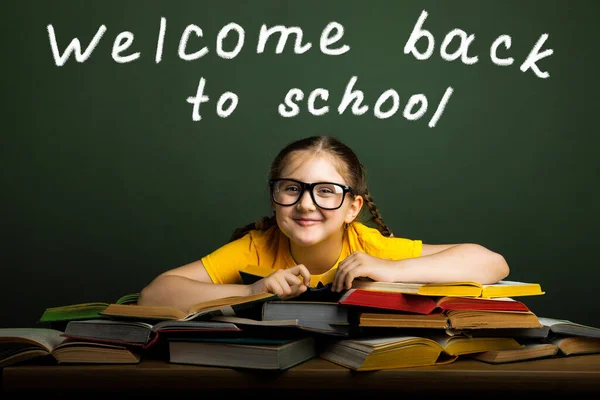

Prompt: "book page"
[538,317,575,327]
[538,317,600,338]
[0,328,66,352]
[350,281,422,294]
[342,336,432,352]
[188,292,275,313]
[101,304,186,320]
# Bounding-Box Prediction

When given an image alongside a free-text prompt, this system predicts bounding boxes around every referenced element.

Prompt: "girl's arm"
[138,260,312,312]
[137,260,253,312]
[332,243,510,292]
[396,243,510,284]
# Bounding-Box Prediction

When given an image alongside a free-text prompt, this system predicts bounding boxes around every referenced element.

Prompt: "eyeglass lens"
[272,179,346,209]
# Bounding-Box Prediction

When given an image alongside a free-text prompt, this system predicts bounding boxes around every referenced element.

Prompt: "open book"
[62,318,242,348]
[0,328,141,368]
[339,290,531,314]
[38,293,140,323]
[100,292,277,321]
[318,335,458,371]
[538,317,600,339]
[551,336,600,356]
[473,343,559,364]
[473,336,600,363]
[349,279,544,298]
[466,317,600,340]
[427,333,523,356]
[318,333,517,371]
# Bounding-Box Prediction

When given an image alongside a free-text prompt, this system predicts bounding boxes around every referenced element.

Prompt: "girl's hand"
[250,265,311,300]
[332,251,397,292]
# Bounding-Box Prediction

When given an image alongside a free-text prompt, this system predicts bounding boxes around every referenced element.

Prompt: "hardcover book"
[168,336,316,370]
[261,300,351,336]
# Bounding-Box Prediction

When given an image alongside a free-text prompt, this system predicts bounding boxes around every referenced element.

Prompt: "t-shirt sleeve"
[200,234,260,284]
[365,234,423,260]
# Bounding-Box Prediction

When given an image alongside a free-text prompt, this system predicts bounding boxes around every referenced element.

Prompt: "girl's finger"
[275,275,294,297]
[283,272,305,288]
[265,280,284,297]
[334,259,357,291]
[289,264,311,286]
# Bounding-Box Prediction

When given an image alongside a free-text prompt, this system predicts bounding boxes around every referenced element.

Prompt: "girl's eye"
[283,186,300,192]
[316,185,338,196]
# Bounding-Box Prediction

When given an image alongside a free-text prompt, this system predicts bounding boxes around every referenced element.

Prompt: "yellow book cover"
[319,335,458,371]
[480,280,545,298]
[428,333,523,356]
[350,280,544,299]
[417,282,483,297]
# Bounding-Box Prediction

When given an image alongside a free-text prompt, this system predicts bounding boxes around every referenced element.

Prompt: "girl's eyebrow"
[281,178,346,184]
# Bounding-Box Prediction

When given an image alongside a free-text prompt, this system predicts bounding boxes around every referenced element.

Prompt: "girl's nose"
[296,190,316,211]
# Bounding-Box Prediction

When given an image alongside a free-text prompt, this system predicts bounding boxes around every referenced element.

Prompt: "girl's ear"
[345,195,363,223]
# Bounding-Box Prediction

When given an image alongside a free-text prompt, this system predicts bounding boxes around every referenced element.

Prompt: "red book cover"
[338,290,438,314]
[338,289,530,314]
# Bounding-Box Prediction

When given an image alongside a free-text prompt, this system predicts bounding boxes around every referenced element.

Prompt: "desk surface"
[3,354,600,396]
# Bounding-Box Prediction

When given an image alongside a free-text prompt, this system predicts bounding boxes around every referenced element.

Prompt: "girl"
[138,135,509,312]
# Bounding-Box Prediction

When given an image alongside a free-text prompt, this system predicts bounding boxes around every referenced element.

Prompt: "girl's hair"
[229,135,393,241]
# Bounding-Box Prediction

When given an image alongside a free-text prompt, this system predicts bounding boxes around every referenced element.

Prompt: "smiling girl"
[138,135,509,312]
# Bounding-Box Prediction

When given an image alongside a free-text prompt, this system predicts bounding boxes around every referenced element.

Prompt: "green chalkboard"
[1,0,599,330]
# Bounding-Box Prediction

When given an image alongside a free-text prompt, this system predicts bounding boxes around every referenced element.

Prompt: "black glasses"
[269,178,355,210]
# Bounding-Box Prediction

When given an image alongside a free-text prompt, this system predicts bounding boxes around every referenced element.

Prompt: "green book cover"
[39,293,140,323]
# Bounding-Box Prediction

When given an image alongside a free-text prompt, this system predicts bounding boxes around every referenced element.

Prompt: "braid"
[229,215,277,242]
[362,191,393,237]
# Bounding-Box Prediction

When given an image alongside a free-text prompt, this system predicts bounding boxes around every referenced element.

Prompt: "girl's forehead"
[281,152,347,183]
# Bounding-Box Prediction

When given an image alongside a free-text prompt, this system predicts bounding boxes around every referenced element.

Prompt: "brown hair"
[229,135,393,241]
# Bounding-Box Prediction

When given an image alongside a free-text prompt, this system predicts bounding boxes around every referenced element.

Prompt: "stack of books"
[314,279,600,369]
[1,290,325,371]
[2,275,600,371]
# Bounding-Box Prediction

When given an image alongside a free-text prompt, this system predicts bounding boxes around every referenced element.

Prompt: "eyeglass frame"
[269,178,356,210]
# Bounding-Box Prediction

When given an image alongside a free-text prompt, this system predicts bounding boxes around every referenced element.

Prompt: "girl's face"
[274,152,363,247]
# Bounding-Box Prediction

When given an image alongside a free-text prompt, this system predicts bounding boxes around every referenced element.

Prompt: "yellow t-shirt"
[201,221,422,287]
